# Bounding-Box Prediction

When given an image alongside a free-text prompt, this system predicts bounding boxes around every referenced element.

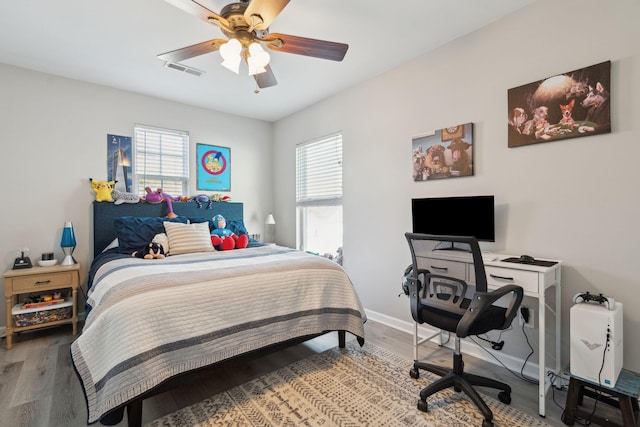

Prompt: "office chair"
[404,233,524,427]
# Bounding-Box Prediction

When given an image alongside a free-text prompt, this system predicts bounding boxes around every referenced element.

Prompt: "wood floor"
[0,320,590,427]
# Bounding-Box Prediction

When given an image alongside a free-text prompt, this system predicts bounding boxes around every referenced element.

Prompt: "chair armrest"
[405,276,423,323]
[456,284,524,338]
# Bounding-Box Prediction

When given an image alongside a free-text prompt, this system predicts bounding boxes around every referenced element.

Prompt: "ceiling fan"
[159,0,349,89]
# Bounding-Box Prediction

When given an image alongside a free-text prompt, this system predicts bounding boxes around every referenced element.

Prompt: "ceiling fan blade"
[244,0,290,31]
[163,0,229,28]
[263,34,348,61]
[158,39,227,63]
[253,65,278,89]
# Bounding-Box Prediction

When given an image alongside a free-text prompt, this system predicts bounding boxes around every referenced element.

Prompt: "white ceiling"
[0,0,534,122]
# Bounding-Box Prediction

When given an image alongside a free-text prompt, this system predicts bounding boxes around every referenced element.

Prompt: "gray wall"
[273,0,640,371]
[0,64,273,327]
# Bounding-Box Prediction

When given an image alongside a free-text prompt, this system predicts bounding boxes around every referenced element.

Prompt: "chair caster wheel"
[409,368,420,379]
[498,391,511,404]
[417,399,428,412]
[482,419,494,427]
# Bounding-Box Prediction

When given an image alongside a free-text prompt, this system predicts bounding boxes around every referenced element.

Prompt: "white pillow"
[163,221,214,255]
[152,233,170,255]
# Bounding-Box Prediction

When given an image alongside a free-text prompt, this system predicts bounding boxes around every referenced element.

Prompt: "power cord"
[470,331,538,385]
[571,330,610,426]
[548,370,571,413]
[475,335,504,351]
[518,321,538,383]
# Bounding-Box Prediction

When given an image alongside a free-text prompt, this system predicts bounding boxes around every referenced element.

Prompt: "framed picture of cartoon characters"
[507,60,611,148]
[412,123,474,181]
[197,144,231,191]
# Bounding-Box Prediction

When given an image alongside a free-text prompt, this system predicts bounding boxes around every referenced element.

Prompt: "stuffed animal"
[211,194,232,202]
[190,194,213,209]
[210,214,249,250]
[112,190,141,205]
[143,187,180,218]
[132,242,165,259]
[90,178,116,202]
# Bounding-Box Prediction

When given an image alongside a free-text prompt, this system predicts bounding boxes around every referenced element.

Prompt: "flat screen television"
[411,195,495,242]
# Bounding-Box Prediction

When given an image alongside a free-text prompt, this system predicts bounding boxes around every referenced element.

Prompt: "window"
[296,133,343,263]
[133,124,189,196]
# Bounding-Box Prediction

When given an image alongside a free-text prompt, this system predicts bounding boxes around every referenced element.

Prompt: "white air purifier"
[570,300,623,388]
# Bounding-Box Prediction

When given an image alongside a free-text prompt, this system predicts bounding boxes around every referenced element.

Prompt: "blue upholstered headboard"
[92,201,244,257]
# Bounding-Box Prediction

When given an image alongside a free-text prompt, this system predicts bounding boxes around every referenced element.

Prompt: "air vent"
[163,62,204,77]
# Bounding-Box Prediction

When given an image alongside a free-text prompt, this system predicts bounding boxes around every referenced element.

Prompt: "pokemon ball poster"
[197,144,231,191]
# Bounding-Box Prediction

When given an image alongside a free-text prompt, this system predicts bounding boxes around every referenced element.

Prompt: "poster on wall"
[107,134,133,192]
[507,60,611,148]
[411,123,474,181]
[197,143,231,191]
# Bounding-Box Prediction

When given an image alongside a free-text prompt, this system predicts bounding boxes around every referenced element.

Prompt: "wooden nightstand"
[3,263,80,349]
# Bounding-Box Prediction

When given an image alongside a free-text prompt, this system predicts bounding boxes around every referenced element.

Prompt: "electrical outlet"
[519,307,535,328]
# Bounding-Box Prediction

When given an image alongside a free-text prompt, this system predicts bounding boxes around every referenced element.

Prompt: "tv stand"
[414,249,562,418]
[436,241,471,252]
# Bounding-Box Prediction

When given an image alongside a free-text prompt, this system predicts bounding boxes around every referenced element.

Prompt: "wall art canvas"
[107,134,133,192]
[412,123,474,181]
[508,60,611,148]
[197,144,231,191]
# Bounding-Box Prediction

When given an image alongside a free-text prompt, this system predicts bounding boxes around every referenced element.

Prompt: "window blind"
[296,133,343,205]
[134,124,189,196]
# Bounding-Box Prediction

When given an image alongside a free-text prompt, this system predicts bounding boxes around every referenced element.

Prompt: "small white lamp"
[265,213,276,243]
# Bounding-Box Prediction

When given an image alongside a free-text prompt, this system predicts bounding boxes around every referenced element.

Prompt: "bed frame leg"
[127,399,143,427]
[338,330,346,348]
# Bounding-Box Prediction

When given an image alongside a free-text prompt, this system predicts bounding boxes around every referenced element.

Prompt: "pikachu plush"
[90,178,116,202]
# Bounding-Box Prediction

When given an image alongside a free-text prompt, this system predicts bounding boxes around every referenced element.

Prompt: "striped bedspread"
[71,245,366,423]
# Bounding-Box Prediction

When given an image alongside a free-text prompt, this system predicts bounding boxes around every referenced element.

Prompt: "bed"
[71,201,366,426]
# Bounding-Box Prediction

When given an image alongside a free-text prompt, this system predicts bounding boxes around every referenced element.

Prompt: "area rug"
[147,342,551,427]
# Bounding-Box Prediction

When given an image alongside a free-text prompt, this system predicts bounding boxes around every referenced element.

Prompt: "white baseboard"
[364,308,544,381]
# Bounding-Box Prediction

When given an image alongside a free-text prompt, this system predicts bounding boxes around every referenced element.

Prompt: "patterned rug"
[147,342,551,427]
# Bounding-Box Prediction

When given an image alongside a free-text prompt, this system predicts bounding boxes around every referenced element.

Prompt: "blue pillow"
[114,216,188,254]
[227,219,249,236]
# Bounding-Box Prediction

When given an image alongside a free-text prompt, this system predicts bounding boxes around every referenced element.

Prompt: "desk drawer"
[416,257,467,281]
[484,266,538,294]
[11,272,75,292]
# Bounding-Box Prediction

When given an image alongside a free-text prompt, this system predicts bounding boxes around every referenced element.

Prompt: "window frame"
[295,132,343,254]
[133,124,189,197]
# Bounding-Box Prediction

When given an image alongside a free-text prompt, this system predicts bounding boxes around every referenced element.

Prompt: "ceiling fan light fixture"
[219,38,242,74]
[247,60,266,76]
[247,42,270,75]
